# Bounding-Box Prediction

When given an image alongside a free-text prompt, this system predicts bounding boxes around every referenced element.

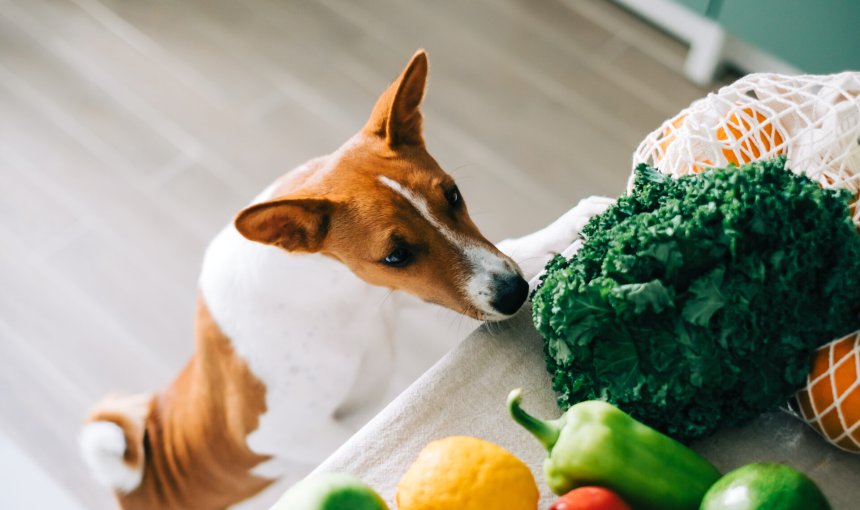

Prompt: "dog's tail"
[79,393,152,493]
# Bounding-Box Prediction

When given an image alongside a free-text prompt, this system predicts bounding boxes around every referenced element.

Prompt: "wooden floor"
[0,0,728,507]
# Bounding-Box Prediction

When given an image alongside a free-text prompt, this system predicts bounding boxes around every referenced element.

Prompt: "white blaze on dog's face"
[234,50,528,320]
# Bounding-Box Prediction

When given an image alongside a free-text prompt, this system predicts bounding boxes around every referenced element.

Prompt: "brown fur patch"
[114,296,271,510]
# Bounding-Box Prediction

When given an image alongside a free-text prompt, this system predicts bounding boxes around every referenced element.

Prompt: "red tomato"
[549,487,632,510]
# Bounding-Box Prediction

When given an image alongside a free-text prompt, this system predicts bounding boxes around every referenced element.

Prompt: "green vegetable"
[270,473,388,510]
[533,157,860,441]
[508,388,720,510]
[700,463,831,510]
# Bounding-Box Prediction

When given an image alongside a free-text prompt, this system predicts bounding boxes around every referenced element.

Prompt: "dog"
[79,50,612,510]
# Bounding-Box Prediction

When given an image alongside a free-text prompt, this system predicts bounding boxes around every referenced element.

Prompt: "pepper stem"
[507,388,562,452]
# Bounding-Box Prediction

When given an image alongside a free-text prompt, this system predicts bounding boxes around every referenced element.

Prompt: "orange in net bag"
[795,331,860,453]
[715,106,785,165]
[632,72,860,229]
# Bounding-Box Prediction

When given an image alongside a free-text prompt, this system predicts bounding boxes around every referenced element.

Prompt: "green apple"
[270,473,389,510]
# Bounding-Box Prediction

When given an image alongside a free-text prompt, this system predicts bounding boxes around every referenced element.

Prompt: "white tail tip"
[79,422,143,493]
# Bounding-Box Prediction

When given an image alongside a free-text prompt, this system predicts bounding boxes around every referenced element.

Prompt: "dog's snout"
[489,274,529,316]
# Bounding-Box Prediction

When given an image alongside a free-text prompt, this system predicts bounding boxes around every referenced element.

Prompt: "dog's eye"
[382,246,413,267]
[446,186,461,207]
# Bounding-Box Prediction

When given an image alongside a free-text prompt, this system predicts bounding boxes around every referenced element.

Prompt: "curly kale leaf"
[532,157,860,442]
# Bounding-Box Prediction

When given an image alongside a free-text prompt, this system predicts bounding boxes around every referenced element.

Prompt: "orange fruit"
[658,114,686,157]
[689,159,715,174]
[716,106,784,165]
[795,331,860,452]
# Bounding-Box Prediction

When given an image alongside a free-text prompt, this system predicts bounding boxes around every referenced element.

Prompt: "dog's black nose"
[490,274,529,316]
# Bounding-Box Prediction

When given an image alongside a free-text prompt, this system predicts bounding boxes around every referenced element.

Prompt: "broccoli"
[532,157,860,442]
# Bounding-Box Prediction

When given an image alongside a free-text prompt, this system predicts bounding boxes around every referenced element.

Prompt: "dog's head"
[234,50,527,320]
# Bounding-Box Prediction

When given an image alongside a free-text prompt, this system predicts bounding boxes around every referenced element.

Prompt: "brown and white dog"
[79,50,612,509]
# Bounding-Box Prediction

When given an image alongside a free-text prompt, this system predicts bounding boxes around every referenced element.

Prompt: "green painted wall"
[717,0,860,73]
[672,0,712,15]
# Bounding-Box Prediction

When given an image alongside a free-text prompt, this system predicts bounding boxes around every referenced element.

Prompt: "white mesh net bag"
[631,72,860,228]
[795,330,860,453]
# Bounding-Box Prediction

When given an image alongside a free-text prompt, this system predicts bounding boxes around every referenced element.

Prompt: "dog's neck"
[198,178,397,473]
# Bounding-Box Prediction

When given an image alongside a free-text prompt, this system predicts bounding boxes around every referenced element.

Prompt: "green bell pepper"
[508,389,720,510]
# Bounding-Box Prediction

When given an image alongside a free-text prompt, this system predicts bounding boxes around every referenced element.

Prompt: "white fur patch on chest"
[199,224,395,472]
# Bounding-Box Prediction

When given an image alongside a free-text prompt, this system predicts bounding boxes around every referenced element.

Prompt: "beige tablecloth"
[315,308,860,509]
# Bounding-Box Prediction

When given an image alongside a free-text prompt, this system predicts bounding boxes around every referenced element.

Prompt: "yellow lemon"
[396,436,539,510]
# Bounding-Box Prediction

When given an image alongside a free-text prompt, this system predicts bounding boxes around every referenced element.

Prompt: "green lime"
[700,463,830,510]
[270,472,388,510]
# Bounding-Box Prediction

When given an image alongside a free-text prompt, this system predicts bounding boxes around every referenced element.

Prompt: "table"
[316,308,860,509]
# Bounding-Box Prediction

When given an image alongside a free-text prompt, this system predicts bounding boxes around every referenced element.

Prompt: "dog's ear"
[364,49,428,147]
[234,197,338,252]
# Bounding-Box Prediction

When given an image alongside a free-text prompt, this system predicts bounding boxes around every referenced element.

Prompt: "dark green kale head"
[532,157,860,442]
